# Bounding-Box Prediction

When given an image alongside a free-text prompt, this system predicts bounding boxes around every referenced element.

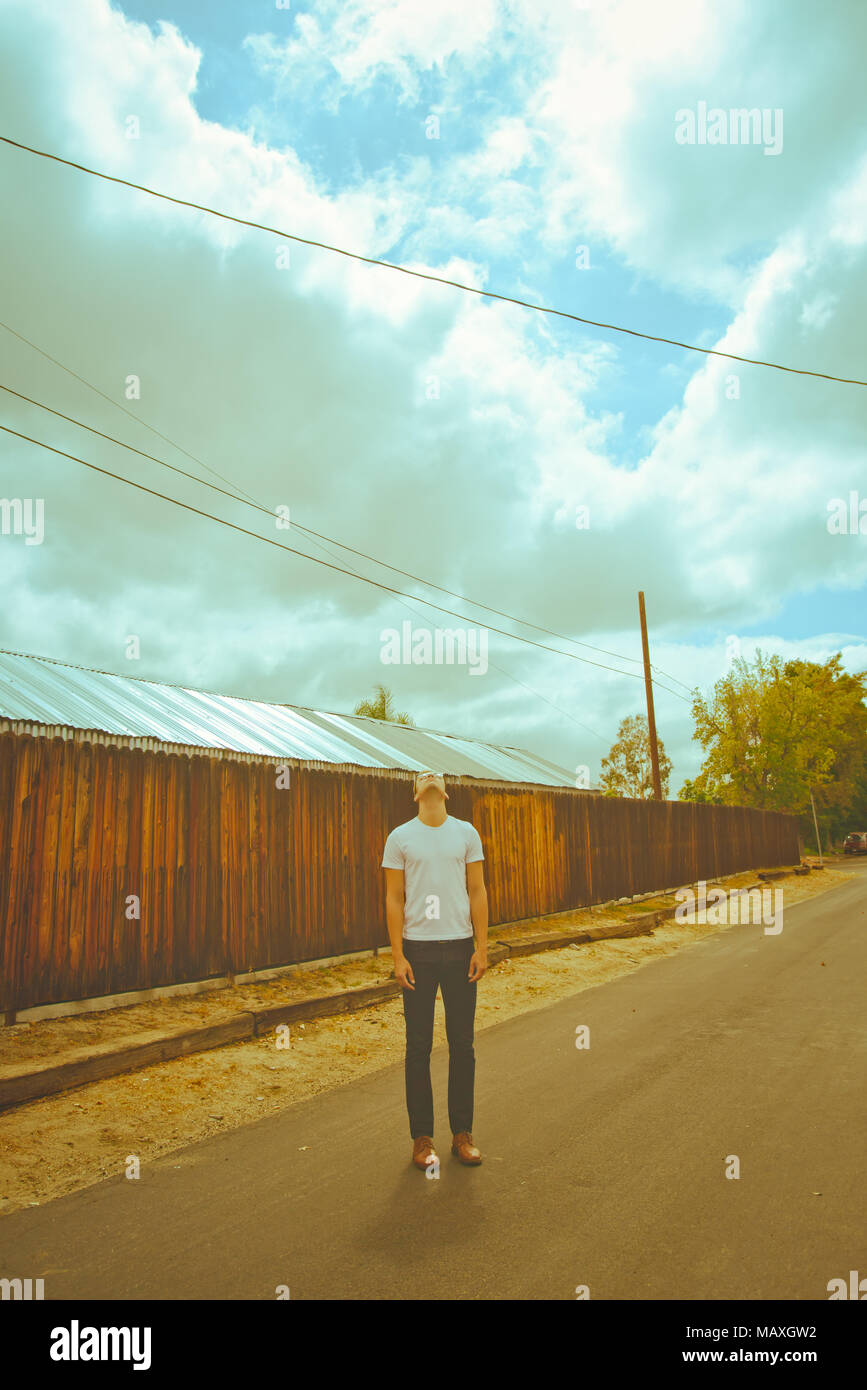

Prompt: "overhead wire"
[0,129,706,715]
[0,419,692,704]
[0,134,864,388]
[0,377,618,738]
[0,361,691,693]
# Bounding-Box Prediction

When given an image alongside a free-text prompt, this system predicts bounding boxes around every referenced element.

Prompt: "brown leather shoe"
[412,1136,439,1171]
[451,1131,482,1164]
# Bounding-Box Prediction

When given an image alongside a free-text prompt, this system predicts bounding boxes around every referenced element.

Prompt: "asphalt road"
[2,865,865,1300]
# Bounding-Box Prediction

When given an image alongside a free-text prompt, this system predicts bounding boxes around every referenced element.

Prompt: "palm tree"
[354,683,415,725]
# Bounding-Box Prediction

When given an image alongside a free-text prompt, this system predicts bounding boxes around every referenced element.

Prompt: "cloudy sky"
[1,0,865,787]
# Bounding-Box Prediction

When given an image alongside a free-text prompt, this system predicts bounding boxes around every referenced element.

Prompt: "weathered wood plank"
[0,1015,255,1110]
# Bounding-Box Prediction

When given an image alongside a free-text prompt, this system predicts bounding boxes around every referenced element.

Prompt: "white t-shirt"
[381,814,484,941]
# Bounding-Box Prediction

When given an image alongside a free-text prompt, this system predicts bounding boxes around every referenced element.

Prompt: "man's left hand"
[468,952,487,982]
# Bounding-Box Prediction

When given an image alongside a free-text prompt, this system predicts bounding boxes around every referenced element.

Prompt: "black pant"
[401,936,477,1139]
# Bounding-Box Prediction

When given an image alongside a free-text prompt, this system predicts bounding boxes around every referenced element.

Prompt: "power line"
[0,377,616,741]
[0,380,277,516]
[0,319,257,507]
[0,357,618,738]
[0,365,690,692]
[1,134,864,388]
[0,419,692,702]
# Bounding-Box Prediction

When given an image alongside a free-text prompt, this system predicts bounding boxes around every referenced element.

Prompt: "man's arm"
[467,859,488,980]
[385,867,414,989]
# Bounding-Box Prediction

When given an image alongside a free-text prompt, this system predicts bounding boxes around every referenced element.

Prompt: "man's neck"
[417,802,448,827]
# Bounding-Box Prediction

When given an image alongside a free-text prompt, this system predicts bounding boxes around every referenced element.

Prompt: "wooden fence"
[0,731,801,1015]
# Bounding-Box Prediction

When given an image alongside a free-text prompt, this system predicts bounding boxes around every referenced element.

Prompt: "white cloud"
[245,0,502,103]
[1,0,865,788]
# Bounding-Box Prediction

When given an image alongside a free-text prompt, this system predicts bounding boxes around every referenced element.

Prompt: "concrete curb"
[0,870,807,1112]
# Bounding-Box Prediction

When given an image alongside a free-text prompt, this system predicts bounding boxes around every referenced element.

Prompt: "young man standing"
[382,770,488,1172]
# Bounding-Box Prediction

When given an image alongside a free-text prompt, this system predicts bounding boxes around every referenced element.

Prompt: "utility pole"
[809,789,824,867]
[638,590,662,800]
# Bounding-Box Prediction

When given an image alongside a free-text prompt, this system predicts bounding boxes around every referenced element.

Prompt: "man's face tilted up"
[413,770,448,806]
[413,771,450,825]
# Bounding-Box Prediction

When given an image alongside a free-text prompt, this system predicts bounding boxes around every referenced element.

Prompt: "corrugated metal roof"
[0,648,580,787]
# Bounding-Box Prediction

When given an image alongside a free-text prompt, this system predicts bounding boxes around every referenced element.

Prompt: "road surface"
[2,864,865,1299]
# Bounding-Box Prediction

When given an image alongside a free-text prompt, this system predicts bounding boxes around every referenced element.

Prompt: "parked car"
[842,831,867,855]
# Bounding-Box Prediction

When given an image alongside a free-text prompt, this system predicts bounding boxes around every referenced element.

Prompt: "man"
[382,770,488,1172]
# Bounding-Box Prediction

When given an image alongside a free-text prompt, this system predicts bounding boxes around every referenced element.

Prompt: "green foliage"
[599,713,672,799]
[353,683,415,725]
[678,775,718,804]
[686,650,867,823]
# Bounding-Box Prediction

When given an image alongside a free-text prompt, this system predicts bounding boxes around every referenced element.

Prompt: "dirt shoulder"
[0,864,850,1214]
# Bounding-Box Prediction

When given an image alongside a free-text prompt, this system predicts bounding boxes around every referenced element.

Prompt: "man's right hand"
[394,955,415,990]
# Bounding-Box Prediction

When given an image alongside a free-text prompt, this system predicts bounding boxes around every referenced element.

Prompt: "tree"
[599,714,672,798]
[678,775,719,804]
[353,683,414,725]
[683,650,867,825]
